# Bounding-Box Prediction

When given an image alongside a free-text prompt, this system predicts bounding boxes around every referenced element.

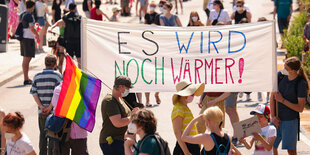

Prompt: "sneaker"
[257,92,263,102]
[246,94,251,101]
[23,80,32,85]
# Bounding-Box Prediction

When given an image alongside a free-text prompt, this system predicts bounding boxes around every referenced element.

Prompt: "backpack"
[15,12,27,41]
[63,12,81,40]
[204,134,230,155]
[45,114,72,143]
[137,133,171,155]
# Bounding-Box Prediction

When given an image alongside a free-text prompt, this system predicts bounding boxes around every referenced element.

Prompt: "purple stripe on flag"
[88,79,101,113]
[85,114,95,132]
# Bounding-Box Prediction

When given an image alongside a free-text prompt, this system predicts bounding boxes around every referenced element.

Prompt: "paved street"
[1,0,310,154]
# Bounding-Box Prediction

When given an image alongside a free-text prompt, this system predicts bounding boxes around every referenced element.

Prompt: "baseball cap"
[112,6,121,13]
[250,104,270,115]
[114,75,133,88]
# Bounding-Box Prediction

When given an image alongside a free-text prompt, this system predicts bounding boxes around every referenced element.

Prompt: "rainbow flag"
[55,55,101,132]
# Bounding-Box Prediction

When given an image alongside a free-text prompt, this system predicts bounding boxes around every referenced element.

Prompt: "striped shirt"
[171,102,198,136]
[30,68,62,114]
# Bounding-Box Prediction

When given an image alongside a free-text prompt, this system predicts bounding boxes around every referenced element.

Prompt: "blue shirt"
[274,0,292,18]
[159,14,178,26]
[30,68,62,114]
[278,74,307,120]
[134,135,160,155]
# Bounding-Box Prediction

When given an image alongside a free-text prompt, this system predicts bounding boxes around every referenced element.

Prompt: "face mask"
[4,133,15,140]
[128,122,137,134]
[150,7,155,11]
[159,7,164,13]
[56,0,60,4]
[280,68,289,75]
[186,95,194,103]
[192,16,198,22]
[162,9,168,14]
[237,7,243,11]
[122,89,130,97]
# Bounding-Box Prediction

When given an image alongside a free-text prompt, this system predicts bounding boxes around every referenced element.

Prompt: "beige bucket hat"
[172,80,205,105]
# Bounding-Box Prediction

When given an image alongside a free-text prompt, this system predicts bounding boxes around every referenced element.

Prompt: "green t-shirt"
[274,0,292,18]
[134,136,161,155]
[99,94,131,143]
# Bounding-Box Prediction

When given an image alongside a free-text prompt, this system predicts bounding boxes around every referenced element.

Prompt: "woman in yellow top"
[171,80,204,155]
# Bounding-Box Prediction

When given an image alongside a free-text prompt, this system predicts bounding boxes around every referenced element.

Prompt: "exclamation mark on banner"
[238,58,244,84]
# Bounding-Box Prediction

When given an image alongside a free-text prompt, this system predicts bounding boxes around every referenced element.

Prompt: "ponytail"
[299,67,310,94]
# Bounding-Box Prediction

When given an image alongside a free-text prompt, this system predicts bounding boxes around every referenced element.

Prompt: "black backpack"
[63,12,81,40]
[137,133,171,155]
[203,134,230,155]
[15,12,28,41]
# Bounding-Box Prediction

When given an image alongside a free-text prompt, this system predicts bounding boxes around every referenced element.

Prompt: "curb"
[0,53,47,87]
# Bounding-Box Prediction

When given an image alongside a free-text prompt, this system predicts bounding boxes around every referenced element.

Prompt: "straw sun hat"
[172,80,205,105]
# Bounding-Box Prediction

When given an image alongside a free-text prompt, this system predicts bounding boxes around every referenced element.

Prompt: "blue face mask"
[122,89,130,97]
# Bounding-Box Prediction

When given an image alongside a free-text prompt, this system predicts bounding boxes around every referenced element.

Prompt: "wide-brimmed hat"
[172,80,205,104]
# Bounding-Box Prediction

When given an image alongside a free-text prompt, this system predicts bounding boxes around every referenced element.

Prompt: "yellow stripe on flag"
[67,68,82,120]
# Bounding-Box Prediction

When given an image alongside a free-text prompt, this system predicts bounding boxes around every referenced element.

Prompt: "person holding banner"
[159,2,182,27]
[270,57,310,155]
[99,76,139,155]
[171,80,204,155]
[181,106,240,155]
[230,0,251,24]
[207,0,231,26]
[187,11,204,26]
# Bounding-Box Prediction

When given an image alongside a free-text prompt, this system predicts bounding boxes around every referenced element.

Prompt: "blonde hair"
[203,106,223,124]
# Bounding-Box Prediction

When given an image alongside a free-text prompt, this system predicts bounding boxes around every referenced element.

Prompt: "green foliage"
[283,11,310,76]
[283,11,307,58]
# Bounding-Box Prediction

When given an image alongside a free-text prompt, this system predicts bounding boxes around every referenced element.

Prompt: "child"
[181,106,240,155]
[240,104,277,155]
[110,6,121,22]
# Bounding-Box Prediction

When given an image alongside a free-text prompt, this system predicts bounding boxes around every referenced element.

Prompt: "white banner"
[81,19,277,92]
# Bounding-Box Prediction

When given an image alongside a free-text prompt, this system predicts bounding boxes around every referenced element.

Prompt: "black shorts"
[57,36,65,47]
[66,40,81,58]
[277,17,289,34]
[173,142,200,155]
[20,38,35,57]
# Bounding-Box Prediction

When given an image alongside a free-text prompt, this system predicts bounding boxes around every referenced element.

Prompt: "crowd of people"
[1,0,310,154]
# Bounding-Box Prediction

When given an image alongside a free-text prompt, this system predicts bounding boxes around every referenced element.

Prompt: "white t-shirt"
[253,125,276,155]
[6,133,35,155]
[209,9,231,24]
[35,1,47,17]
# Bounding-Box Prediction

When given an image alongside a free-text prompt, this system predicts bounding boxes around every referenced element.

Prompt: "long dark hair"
[95,0,101,9]
[285,57,310,93]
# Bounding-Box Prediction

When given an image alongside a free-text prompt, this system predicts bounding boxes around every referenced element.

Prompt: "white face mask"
[192,16,198,22]
[159,7,164,13]
[186,95,194,103]
[128,122,137,134]
[122,89,130,97]
[56,0,60,4]
[150,7,155,11]
[237,7,243,11]
[162,9,168,14]
[4,133,15,140]
[280,68,289,75]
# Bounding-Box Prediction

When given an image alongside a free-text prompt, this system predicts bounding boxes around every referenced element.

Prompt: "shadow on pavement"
[7,85,29,89]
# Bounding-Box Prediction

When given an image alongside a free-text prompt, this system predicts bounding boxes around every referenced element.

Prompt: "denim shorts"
[273,119,298,150]
[100,140,124,155]
[37,17,46,26]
